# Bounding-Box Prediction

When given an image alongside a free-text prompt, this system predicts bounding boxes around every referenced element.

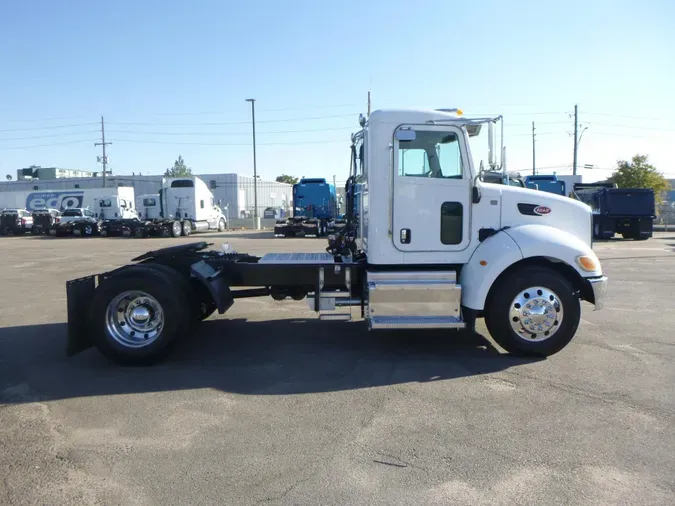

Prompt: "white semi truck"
[64,108,607,365]
[102,177,227,238]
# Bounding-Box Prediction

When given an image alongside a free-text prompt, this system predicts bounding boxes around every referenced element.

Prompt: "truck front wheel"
[89,266,191,365]
[484,267,581,357]
[217,218,226,232]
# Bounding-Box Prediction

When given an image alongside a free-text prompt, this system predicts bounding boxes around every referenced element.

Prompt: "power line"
[584,111,670,121]
[107,138,345,146]
[0,122,99,133]
[0,130,100,141]
[107,112,358,127]
[584,122,675,132]
[1,139,94,150]
[106,126,355,136]
[260,103,361,112]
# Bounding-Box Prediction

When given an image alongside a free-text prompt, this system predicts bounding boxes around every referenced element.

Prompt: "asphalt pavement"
[1,231,674,505]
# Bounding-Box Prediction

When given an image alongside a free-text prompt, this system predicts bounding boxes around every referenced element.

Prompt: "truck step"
[369,315,464,330]
[319,313,352,321]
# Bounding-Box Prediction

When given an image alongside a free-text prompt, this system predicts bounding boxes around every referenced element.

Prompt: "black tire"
[81,223,94,237]
[133,227,145,238]
[171,220,182,238]
[182,220,192,237]
[484,266,581,357]
[88,266,192,365]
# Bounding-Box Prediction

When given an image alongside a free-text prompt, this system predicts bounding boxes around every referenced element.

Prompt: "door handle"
[400,228,411,244]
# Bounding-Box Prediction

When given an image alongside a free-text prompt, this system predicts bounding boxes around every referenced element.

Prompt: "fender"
[460,230,523,310]
[503,224,602,278]
[460,224,603,311]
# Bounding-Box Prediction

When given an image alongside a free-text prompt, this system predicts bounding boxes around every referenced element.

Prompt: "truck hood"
[483,183,593,246]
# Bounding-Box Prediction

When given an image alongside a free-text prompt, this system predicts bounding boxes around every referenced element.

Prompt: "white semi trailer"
[64,107,607,365]
[0,186,136,215]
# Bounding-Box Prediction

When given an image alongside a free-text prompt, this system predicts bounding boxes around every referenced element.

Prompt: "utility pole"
[532,121,536,176]
[367,91,371,116]
[245,98,259,230]
[573,104,578,176]
[94,116,112,188]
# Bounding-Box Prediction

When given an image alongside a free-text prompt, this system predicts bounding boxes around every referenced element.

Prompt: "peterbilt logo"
[517,203,551,217]
[26,191,84,211]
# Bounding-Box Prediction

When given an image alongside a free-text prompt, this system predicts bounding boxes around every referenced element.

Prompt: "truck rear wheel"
[181,220,192,236]
[89,266,191,365]
[484,267,581,357]
[171,220,182,237]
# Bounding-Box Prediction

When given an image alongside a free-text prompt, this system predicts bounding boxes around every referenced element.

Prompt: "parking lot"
[1,232,674,505]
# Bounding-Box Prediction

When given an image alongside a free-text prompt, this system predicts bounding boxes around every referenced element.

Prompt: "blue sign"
[25,191,85,211]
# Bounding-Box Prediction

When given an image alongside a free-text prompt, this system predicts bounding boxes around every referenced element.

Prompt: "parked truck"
[525,174,566,196]
[100,177,228,238]
[274,178,338,237]
[572,183,655,240]
[49,188,138,237]
[63,107,607,365]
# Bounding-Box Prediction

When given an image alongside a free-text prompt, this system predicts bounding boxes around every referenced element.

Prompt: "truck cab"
[94,195,138,221]
[525,174,566,196]
[136,194,162,221]
[160,177,227,235]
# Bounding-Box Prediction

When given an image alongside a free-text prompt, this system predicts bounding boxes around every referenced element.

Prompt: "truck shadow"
[0,319,542,405]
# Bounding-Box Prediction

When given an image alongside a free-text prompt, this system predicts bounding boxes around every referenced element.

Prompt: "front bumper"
[584,275,608,310]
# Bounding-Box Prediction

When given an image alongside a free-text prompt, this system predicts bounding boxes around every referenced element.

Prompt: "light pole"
[246,98,260,230]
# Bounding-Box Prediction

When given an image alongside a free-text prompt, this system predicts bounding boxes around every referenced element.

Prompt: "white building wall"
[0,173,293,218]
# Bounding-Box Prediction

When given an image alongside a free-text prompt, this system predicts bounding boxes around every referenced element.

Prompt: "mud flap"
[190,260,234,314]
[66,275,97,356]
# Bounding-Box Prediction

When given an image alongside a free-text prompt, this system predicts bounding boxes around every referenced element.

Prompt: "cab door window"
[398,131,463,179]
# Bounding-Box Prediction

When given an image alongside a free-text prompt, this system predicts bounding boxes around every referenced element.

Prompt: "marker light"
[576,255,598,272]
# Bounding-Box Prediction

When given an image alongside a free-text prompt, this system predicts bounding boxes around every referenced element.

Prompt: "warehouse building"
[0,173,293,219]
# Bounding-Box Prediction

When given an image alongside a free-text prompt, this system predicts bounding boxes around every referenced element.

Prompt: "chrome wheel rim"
[105,290,164,348]
[173,222,181,235]
[509,286,563,342]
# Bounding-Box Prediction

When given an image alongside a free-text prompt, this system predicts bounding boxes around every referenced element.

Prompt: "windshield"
[61,209,82,217]
[143,197,157,207]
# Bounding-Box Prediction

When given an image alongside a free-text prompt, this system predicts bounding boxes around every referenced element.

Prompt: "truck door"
[393,124,471,253]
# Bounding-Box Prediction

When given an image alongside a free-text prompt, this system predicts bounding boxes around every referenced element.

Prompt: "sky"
[1,0,674,184]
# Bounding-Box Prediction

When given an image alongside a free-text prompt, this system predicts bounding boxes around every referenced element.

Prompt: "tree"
[275,174,299,185]
[608,154,671,206]
[164,155,192,177]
